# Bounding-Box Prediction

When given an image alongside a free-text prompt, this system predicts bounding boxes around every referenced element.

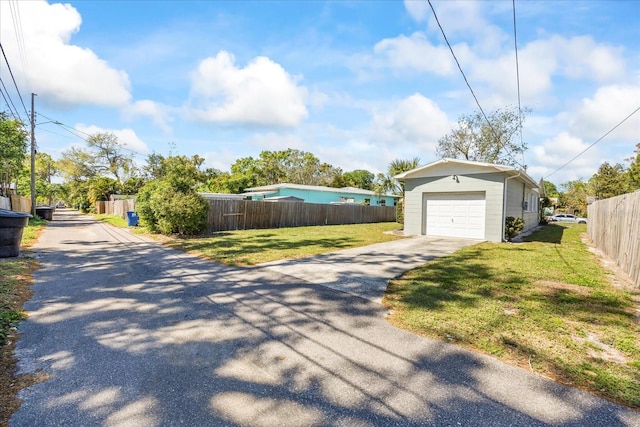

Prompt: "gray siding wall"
[404,172,506,242]
[505,179,538,232]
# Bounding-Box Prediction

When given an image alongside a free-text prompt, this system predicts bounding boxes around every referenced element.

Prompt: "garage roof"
[395,158,538,189]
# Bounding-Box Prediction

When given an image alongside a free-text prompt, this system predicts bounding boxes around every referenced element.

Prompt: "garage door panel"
[424,193,485,239]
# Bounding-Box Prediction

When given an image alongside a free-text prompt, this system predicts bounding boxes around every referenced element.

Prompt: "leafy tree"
[86,132,136,184]
[58,146,99,183]
[0,112,28,196]
[218,149,342,193]
[375,157,420,195]
[87,177,119,204]
[340,170,375,190]
[626,143,640,191]
[137,154,209,235]
[436,106,529,167]
[542,180,559,198]
[17,152,59,205]
[588,161,629,199]
[559,179,588,216]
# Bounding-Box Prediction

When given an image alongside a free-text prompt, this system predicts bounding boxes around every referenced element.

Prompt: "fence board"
[9,195,31,213]
[206,200,395,232]
[587,191,640,286]
[0,196,10,210]
[95,200,135,219]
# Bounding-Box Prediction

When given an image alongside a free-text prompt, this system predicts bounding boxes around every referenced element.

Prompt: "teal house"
[244,183,399,206]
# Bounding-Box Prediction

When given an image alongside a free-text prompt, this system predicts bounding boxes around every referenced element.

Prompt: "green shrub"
[136,180,209,235]
[396,199,404,224]
[505,216,524,242]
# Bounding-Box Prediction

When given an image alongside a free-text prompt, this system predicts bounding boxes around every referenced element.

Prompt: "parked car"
[548,213,587,224]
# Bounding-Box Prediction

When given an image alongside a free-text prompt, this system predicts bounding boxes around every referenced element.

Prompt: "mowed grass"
[383,224,640,408]
[93,214,128,228]
[163,222,404,265]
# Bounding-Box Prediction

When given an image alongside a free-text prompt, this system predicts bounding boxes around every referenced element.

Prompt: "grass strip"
[162,222,404,265]
[384,224,640,408]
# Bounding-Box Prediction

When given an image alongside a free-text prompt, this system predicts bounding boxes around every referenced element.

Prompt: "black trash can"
[126,211,139,227]
[35,206,54,221]
[0,209,32,258]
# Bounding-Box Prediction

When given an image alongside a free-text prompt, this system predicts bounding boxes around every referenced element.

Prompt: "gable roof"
[394,158,538,189]
[244,183,400,198]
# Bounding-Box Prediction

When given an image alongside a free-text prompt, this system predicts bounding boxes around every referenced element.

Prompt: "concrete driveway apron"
[258,235,480,303]
[11,210,639,426]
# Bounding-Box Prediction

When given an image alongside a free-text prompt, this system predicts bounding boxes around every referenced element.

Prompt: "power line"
[0,41,29,119]
[36,112,148,157]
[9,0,30,90]
[0,80,21,120]
[545,106,640,179]
[427,0,524,169]
[512,0,525,167]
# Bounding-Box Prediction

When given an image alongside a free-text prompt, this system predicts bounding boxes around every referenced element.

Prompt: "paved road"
[12,210,639,426]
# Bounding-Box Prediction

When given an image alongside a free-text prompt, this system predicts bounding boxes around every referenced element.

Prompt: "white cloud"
[122,100,173,134]
[76,125,149,154]
[0,1,131,107]
[403,0,429,23]
[569,84,640,140]
[186,51,309,127]
[530,132,603,183]
[371,93,451,150]
[373,33,455,76]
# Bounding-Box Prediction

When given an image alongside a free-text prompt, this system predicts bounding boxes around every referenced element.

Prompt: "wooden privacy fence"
[587,191,640,286]
[10,195,31,213]
[95,199,135,219]
[206,199,396,232]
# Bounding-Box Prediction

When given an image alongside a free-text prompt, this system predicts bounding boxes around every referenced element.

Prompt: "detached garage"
[395,158,539,242]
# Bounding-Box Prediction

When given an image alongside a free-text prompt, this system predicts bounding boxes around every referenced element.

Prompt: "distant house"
[243,183,400,206]
[395,158,539,242]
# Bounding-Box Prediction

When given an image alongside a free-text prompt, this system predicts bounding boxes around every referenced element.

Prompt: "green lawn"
[162,222,404,265]
[383,223,640,408]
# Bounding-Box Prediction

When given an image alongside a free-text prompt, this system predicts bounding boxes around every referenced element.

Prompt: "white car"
[549,213,587,224]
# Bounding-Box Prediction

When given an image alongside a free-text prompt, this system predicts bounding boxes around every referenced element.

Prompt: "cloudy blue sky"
[1,0,638,187]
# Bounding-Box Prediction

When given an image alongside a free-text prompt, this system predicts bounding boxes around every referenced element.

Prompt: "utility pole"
[30,93,36,216]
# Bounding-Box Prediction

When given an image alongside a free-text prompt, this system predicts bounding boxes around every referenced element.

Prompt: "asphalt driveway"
[11,210,639,426]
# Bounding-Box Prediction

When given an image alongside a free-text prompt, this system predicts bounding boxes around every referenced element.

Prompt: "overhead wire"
[0,78,21,120]
[36,112,148,158]
[8,0,30,90]
[427,0,525,169]
[545,106,640,179]
[0,42,29,120]
[512,0,525,167]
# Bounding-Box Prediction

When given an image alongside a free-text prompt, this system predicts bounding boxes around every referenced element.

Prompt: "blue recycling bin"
[126,211,139,227]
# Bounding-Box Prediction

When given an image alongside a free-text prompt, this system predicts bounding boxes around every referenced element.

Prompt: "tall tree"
[436,106,529,167]
[559,179,588,216]
[0,112,28,196]
[376,157,420,195]
[588,161,629,199]
[340,170,375,190]
[626,143,640,191]
[86,132,135,184]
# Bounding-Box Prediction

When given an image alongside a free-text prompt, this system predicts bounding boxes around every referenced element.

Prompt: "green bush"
[396,199,404,224]
[136,180,209,235]
[505,216,524,242]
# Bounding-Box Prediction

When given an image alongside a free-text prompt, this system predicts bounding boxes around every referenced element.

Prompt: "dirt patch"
[534,280,591,295]
[581,233,640,323]
[573,333,628,364]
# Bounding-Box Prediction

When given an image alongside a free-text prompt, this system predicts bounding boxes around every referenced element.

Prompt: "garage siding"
[404,172,505,242]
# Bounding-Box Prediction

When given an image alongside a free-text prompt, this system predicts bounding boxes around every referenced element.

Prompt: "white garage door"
[424,193,485,239]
